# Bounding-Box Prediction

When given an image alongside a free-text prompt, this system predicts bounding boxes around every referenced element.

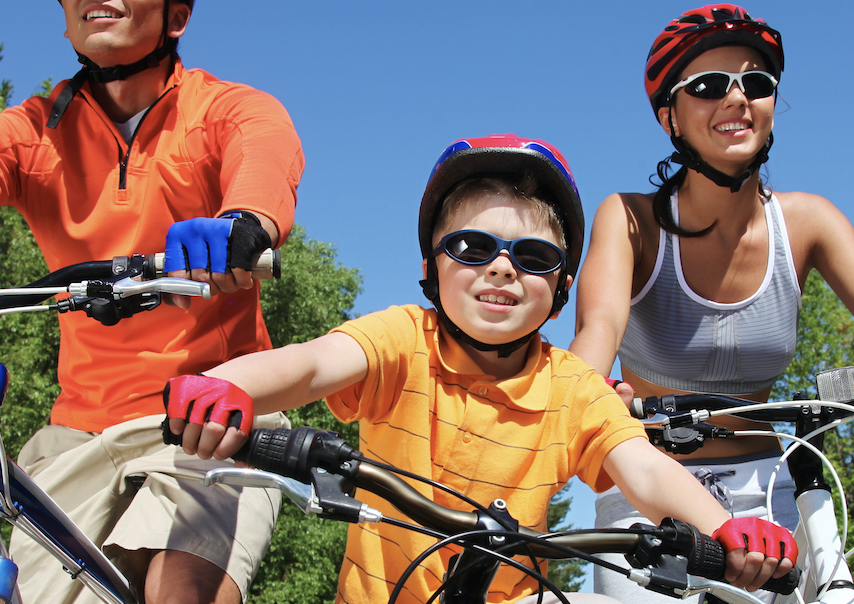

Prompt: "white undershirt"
[113,107,147,145]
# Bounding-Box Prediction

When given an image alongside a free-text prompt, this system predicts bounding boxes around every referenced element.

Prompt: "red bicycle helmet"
[419,133,584,279]
[645,4,784,117]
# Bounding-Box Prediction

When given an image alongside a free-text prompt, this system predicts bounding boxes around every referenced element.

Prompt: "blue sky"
[3,0,853,590]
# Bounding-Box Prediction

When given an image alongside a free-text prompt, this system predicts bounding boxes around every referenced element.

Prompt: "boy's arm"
[167,331,368,460]
[603,437,796,592]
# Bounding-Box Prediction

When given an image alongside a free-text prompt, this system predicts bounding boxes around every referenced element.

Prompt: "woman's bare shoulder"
[774,190,845,229]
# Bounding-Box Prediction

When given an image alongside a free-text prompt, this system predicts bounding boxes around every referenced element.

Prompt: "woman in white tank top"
[569,5,854,603]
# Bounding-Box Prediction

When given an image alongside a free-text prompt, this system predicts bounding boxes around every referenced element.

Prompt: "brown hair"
[432,173,567,251]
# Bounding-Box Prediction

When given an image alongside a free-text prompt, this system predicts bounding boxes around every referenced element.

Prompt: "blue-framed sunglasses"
[433,230,565,275]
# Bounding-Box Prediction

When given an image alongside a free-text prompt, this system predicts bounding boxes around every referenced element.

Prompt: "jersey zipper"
[118,84,178,190]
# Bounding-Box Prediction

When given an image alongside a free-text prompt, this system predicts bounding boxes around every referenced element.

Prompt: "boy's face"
[427,194,570,348]
[62,0,190,67]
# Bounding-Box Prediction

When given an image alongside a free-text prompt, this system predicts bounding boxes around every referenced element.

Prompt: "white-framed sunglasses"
[669,70,778,101]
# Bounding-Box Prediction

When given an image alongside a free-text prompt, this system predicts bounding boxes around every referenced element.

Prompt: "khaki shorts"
[9,413,288,603]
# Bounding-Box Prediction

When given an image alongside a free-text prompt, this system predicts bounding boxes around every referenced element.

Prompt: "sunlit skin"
[659,45,775,178]
[426,193,570,378]
[62,0,180,67]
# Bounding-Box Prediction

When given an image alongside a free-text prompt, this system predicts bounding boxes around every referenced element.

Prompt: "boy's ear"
[421,259,428,280]
[550,275,573,320]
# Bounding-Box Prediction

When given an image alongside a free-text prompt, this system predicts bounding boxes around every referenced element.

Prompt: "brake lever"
[109,276,211,299]
[205,467,321,515]
[683,577,766,604]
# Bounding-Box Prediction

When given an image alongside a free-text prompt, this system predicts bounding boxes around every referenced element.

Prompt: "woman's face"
[660,45,775,177]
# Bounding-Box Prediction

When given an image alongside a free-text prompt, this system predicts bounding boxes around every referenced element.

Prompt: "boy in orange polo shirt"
[165,135,796,603]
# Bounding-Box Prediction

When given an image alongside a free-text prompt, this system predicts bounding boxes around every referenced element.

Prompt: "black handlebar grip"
[230,428,294,474]
[688,533,800,595]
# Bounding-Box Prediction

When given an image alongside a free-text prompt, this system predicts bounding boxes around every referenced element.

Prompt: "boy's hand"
[164,374,254,461]
[712,517,798,591]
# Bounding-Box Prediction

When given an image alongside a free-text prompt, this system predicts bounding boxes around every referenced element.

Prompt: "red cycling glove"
[712,517,798,563]
[164,374,254,435]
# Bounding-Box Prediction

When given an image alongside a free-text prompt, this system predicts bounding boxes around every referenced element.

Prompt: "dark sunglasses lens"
[445,232,497,264]
[684,73,731,99]
[742,73,776,99]
[512,240,562,273]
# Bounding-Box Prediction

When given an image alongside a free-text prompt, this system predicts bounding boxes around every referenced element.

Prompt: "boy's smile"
[429,194,568,351]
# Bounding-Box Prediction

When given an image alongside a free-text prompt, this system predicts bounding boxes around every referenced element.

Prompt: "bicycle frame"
[0,365,137,604]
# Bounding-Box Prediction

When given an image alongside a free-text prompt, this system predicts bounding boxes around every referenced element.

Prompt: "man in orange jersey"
[0,1,304,602]
[164,135,796,603]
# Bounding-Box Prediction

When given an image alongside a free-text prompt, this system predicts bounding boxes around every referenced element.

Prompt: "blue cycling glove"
[164,211,272,274]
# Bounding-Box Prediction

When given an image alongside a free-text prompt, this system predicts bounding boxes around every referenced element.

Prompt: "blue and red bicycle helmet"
[418,134,584,357]
[419,134,584,278]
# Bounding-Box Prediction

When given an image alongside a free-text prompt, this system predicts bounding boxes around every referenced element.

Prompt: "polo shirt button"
[477,386,488,396]
[462,432,472,443]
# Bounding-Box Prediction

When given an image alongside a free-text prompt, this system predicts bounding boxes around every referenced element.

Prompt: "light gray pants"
[593,452,799,604]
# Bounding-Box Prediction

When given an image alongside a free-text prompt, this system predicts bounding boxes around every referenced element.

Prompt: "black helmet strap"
[667,111,772,192]
[48,0,177,129]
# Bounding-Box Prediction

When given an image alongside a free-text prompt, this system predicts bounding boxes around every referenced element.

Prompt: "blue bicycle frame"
[0,363,137,604]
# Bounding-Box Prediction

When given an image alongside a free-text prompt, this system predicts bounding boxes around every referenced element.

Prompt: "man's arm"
[164,85,304,304]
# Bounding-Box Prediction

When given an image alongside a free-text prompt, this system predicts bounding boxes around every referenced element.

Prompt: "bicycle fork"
[788,400,854,603]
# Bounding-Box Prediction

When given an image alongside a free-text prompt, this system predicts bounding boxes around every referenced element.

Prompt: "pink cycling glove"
[712,517,798,563]
[164,374,254,435]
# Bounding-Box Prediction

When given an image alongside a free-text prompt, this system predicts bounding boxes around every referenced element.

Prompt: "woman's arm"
[569,193,641,374]
[786,192,854,313]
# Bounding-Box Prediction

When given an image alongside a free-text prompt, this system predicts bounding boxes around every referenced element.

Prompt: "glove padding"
[603,377,623,389]
[712,517,798,563]
[164,374,254,435]
[163,212,272,273]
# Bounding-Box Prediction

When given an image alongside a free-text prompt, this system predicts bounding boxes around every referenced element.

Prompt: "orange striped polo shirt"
[326,305,647,604]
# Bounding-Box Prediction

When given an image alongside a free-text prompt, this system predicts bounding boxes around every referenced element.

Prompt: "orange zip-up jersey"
[0,60,304,432]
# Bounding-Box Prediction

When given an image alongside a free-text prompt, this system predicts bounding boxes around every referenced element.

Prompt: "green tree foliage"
[0,51,58,460]
[248,228,362,603]
[770,270,854,570]
[0,45,13,112]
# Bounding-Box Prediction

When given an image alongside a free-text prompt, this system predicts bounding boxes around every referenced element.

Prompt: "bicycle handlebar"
[163,424,799,597]
[0,249,281,325]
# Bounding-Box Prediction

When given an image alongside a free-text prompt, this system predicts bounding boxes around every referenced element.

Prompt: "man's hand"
[164,374,254,460]
[712,517,798,591]
[163,212,273,308]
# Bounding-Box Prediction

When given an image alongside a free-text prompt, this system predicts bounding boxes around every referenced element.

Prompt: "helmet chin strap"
[667,111,772,193]
[48,3,177,129]
[419,259,568,359]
